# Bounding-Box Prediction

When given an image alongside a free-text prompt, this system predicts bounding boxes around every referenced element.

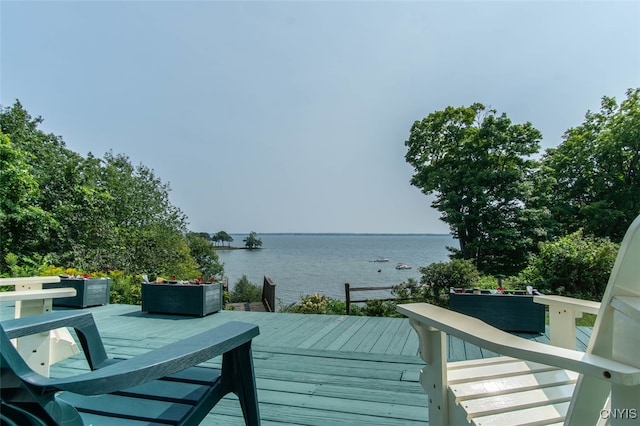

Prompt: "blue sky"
[1,1,639,234]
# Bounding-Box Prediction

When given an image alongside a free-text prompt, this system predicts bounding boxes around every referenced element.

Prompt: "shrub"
[325,297,348,315]
[361,299,402,317]
[109,272,142,305]
[521,230,618,300]
[284,294,358,315]
[397,260,480,307]
[287,293,329,314]
[229,275,262,303]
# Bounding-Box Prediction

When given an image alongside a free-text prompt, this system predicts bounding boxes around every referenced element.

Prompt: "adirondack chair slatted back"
[567,214,640,424]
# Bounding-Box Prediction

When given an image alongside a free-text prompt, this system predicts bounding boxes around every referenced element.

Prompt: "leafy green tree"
[243,231,262,249]
[405,103,546,274]
[213,231,233,247]
[185,232,224,279]
[0,132,56,269]
[521,230,619,300]
[0,101,89,260]
[229,275,262,303]
[542,88,640,241]
[88,152,190,274]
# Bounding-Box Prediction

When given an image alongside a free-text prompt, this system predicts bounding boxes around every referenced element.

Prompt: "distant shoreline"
[214,247,261,251]
[225,233,452,237]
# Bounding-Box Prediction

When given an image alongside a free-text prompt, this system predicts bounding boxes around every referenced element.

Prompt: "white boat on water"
[395,262,411,270]
[373,257,390,262]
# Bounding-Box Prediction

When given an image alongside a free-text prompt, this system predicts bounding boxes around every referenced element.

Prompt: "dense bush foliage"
[229,275,262,303]
[280,293,368,315]
[521,230,619,301]
[403,259,480,307]
[285,293,330,314]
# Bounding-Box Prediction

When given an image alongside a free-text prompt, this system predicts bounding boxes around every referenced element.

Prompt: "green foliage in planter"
[473,275,525,290]
[229,275,261,303]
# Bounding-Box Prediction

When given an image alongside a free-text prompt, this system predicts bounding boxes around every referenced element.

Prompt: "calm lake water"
[217,234,457,308]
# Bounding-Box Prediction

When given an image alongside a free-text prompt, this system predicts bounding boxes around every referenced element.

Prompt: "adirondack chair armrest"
[2,310,109,369]
[397,302,640,386]
[533,294,601,315]
[533,295,602,348]
[15,320,259,396]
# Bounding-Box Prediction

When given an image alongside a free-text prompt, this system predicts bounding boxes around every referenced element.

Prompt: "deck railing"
[345,283,399,315]
[344,283,427,315]
[262,275,276,312]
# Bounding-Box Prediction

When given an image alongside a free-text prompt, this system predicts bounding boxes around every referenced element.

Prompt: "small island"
[212,231,263,250]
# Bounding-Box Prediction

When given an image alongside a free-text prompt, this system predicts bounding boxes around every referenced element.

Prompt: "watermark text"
[600,408,638,420]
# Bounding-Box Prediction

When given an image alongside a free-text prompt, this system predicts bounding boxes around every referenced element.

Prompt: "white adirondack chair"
[398,214,640,425]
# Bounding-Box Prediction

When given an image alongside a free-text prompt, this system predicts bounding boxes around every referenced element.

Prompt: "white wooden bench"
[0,276,79,376]
[398,213,640,425]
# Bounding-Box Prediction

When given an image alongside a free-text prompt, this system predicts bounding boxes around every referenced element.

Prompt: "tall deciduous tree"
[0,132,56,268]
[405,103,546,275]
[542,88,640,242]
[97,152,190,274]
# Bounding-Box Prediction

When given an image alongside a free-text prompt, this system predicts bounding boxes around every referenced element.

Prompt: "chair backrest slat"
[567,215,640,424]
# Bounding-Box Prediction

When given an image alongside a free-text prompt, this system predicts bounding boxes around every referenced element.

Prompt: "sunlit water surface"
[217,234,456,308]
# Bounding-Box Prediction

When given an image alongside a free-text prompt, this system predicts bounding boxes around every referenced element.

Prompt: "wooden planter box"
[142,282,222,316]
[44,278,111,308]
[449,292,545,333]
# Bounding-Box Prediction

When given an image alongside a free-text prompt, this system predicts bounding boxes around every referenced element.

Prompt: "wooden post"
[262,275,276,313]
[345,283,351,315]
[409,318,448,425]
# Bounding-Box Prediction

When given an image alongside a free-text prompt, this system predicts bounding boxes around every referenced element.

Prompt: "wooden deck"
[0,303,592,425]
[227,301,269,312]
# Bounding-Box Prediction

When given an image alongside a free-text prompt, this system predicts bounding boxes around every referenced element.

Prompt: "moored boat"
[395,262,411,270]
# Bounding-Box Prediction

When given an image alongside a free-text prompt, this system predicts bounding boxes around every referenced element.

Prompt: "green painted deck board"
[385,319,414,355]
[339,316,385,352]
[324,316,370,351]
[400,320,421,356]
[1,302,593,425]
